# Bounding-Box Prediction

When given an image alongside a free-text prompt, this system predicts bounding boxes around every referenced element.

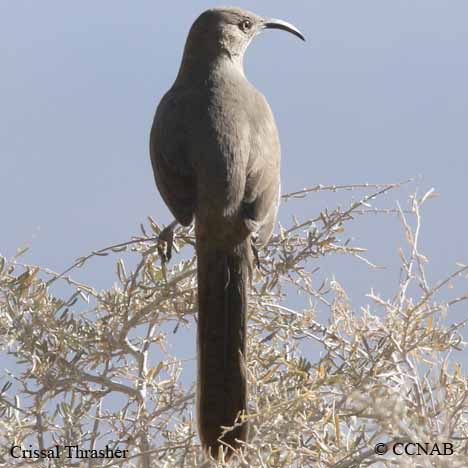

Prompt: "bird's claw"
[251,237,261,270]
[157,222,176,263]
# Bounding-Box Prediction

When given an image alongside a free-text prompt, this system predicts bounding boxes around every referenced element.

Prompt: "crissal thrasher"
[149,7,304,459]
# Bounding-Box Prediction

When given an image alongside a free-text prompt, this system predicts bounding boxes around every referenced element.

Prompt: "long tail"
[196,225,251,459]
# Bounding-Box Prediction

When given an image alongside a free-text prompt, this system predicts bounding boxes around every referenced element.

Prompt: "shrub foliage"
[0,183,467,467]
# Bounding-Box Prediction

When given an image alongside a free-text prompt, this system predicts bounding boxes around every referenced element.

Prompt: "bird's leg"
[250,234,261,270]
[157,219,178,263]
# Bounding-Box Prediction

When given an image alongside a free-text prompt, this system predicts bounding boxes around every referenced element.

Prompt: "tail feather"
[196,228,251,459]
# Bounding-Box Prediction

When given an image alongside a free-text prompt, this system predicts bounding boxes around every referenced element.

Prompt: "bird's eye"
[239,20,252,32]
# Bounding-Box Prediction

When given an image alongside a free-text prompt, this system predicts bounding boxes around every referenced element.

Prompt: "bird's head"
[184,7,304,64]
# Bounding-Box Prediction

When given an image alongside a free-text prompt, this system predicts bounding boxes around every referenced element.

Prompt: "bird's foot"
[250,236,261,270]
[157,220,178,263]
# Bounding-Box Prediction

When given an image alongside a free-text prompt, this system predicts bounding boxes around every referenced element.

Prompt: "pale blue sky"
[1,1,467,365]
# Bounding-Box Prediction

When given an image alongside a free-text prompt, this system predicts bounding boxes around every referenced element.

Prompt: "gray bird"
[149,7,304,459]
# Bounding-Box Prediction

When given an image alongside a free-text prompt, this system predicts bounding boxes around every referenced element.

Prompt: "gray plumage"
[149,7,304,459]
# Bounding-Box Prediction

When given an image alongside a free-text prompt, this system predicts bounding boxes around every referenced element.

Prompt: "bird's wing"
[243,91,281,245]
[149,90,195,226]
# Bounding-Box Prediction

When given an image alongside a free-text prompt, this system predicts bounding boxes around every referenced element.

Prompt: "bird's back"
[152,66,281,245]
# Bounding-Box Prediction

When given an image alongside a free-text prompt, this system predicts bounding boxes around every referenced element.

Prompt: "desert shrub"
[0,182,466,467]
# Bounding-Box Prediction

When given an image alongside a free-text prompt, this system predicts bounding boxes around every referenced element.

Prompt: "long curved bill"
[263,18,305,41]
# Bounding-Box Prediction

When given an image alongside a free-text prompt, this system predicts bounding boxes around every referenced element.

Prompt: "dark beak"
[263,18,305,41]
